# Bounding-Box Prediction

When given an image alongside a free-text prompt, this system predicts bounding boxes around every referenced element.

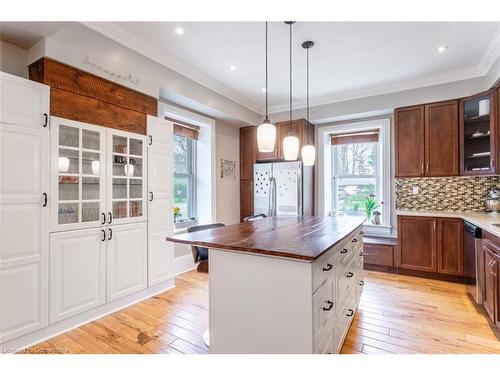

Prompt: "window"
[174,134,196,223]
[331,131,382,221]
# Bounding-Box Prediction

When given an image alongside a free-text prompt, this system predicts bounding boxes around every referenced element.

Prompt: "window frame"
[174,133,197,224]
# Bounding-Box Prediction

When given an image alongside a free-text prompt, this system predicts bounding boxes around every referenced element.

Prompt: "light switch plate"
[412,186,419,195]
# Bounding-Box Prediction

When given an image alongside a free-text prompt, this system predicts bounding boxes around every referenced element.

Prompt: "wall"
[215,121,241,225]
[396,176,499,212]
[0,41,28,78]
[29,23,261,126]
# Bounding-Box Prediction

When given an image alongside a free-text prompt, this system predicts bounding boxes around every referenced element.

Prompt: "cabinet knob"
[322,263,333,271]
[322,300,334,311]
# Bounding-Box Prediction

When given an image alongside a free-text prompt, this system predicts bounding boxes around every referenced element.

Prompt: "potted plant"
[364,194,380,221]
[173,207,181,223]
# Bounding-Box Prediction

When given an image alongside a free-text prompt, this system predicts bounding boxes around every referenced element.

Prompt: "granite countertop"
[396,210,500,237]
[166,215,365,262]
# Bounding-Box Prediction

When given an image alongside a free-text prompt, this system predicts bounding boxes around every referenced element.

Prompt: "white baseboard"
[175,253,196,275]
[1,278,175,353]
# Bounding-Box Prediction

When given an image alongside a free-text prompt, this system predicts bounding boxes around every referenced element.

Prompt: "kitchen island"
[167,215,365,354]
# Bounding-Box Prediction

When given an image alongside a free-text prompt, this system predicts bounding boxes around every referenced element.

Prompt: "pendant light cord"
[289,22,293,134]
[265,21,268,121]
[306,46,309,123]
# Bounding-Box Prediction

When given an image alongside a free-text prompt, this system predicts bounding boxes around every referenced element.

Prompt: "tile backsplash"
[395,176,500,211]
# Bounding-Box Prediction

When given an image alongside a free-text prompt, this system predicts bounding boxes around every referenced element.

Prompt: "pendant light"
[256,22,277,152]
[301,40,316,166]
[282,21,299,161]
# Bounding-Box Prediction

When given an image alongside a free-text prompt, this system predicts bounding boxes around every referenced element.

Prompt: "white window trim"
[159,101,217,230]
[174,134,197,222]
[316,117,392,236]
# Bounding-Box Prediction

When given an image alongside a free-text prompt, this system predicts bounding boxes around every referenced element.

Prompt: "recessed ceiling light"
[261,88,266,93]
[437,45,448,53]
[174,27,185,35]
[230,65,236,71]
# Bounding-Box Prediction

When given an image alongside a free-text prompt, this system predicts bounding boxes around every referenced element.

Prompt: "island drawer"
[336,253,358,308]
[312,244,341,293]
[339,231,362,265]
[334,286,357,353]
[312,276,336,343]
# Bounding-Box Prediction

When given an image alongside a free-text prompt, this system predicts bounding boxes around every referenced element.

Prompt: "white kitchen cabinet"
[50,117,107,232]
[107,130,147,226]
[49,228,106,323]
[0,71,49,129]
[0,72,49,344]
[147,116,174,286]
[106,222,147,302]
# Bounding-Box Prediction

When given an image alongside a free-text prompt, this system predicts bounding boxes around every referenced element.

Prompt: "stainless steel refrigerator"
[253,161,314,217]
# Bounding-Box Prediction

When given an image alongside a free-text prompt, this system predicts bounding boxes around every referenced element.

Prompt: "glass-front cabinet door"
[460,90,497,175]
[50,117,107,232]
[107,130,147,225]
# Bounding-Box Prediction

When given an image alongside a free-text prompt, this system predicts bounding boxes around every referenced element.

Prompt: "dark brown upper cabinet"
[395,105,425,177]
[425,101,459,176]
[395,101,459,177]
[460,89,498,175]
[240,126,257,180]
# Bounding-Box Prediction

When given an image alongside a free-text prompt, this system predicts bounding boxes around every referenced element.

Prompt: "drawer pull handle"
[359,231,364,235]
[108,228,113,240]
[346,272,354,278]
[101,212,106,225]
[340,248,348,254]
[346,309,354,317]
[101,229,106,242]
[358,280,365,286]
[108,212,113,224]
[322,263,333,271]
[352,238,358,243]
[359,251,365,256]
[322,300,334,311]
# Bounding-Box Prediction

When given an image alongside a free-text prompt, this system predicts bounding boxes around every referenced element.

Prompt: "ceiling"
[2,22,500,116]
[88,22,500,114]
[0,22,68,49]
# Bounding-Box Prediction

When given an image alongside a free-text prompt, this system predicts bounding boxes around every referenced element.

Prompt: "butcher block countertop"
[166,215,365,262]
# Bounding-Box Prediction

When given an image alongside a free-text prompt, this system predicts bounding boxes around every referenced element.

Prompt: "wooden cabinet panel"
[239,179,253,221]
[482,243,497,323]
[363,244,394,267]
[437,218,463,275]
[239,127,256,180]
[397,216,437,272]
[395,106,425,177]
[425,101,459,176]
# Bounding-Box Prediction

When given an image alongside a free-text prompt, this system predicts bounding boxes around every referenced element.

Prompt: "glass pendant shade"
[301,144,316,166]
[257,120,277,152]
[283,134,300,160]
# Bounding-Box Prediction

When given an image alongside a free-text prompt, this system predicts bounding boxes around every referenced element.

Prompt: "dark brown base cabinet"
[397,216,464,276]
[482,236,500,328]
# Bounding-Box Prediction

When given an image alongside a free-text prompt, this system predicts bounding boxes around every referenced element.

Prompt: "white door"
[0,73,49,344]
[49,228,106,323]
[107,222,147,301]
[147,116,174,286]
[107,129,147,226]
[50,117,107,232]
[273,161,301,215]
[0,71,49,129]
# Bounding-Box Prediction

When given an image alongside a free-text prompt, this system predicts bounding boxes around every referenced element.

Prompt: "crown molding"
[81,22,263,114]
[478,29,500,75]
[267,66,485,114]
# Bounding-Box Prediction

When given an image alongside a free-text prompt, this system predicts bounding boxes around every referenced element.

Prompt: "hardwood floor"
[24,270,500,354]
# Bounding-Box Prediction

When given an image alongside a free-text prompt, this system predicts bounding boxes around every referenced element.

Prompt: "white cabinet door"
[50,117,107,232]
[0,71,49,129]
[0,73,49,343]
[0,263,45,343]
[107,222,147,301]
[147,116,174,286]
[107,130,147,226]
[49,228,106,323]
